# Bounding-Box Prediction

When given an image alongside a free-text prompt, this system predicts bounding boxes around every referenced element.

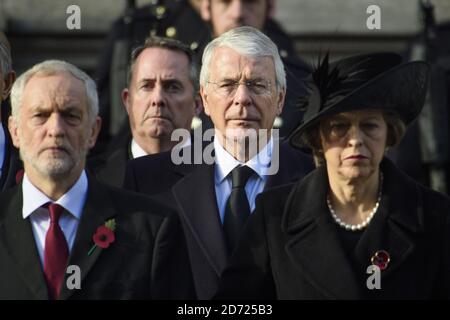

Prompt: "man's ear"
[8,115,20,149]
[200,85,211,116]
[276,88,286,115]
[122,88,131,115]
[194,93,203,116]
[2,71,16,100]
[87,116,102,150]
[200,0,212,21]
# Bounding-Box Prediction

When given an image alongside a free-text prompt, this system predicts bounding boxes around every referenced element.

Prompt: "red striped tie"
[43,203,69,300]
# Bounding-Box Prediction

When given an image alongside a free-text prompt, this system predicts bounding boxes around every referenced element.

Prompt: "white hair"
[200,26,286,92]
[10,60,98,123]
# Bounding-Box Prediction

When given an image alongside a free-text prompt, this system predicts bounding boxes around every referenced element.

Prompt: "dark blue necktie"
[223,165,254,254]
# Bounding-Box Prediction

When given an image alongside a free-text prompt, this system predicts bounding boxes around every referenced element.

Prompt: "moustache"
[39,141,73,156]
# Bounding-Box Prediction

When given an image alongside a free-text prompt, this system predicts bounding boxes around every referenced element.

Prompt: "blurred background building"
[1,0,450,75]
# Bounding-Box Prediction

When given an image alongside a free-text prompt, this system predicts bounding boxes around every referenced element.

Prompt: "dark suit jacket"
[90,128,196,189]
[124,142,314,299]
[0,175,195,300]
[88,129,132,188]
[217,158,450,299]
[1,107,22,191]
[123,143,197,196]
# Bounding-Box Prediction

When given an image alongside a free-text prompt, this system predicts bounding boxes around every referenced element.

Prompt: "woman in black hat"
[216,53,450,299]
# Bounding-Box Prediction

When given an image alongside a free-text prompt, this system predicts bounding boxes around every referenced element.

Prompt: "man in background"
[124,27,313,299]
[89,36,202,187]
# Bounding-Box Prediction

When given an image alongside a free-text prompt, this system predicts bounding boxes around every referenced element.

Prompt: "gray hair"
[128,36,199,92]
[200,26,286,92]
[10,60,99,123]
[0,33,12,77]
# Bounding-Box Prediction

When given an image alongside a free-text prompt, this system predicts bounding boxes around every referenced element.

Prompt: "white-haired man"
[124,27,313,299]
[0,60,194,299]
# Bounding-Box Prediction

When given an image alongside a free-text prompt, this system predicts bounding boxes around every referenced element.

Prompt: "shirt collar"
[22,170,88,220]
[131,139,149,159]
[214,136,273,184]
[131,137,192,159]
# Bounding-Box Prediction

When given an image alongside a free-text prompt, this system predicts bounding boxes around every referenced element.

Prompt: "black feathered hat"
[289,52,430,149]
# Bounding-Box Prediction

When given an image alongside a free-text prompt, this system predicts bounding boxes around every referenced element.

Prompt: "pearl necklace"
[327,173,383,231]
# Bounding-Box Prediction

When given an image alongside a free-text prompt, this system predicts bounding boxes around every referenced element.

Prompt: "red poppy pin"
[371,250,390,270]
[88,218,116,256]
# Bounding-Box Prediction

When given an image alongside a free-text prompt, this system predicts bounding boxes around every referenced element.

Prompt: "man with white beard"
[0,60,194,300]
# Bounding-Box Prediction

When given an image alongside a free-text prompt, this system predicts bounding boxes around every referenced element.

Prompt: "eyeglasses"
[206,79,272,97]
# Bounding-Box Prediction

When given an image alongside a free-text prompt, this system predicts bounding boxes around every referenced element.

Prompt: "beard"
[19,138,88,179]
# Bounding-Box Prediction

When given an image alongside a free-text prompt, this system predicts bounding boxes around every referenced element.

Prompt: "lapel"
[59,176,117,300]
[265,143,312,190]
[124,144,196,194]
[280,158,423,299]
[167,145,198,178]
[96,142,130,187]
[172,163,227,275]
[353,159,423,283]
[281,166,363,299]
[0,185,49,299]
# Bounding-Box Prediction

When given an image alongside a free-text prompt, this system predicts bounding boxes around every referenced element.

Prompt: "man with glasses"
[124,27,313,299]
[197,0,310,137]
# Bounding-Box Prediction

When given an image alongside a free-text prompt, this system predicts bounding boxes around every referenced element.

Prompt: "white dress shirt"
[0,125,5,179]
[22,170,88,267]
[214,137,273,223]
[131,137,192,159]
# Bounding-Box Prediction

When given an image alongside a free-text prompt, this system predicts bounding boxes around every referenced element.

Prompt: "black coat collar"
[281,158,423,299]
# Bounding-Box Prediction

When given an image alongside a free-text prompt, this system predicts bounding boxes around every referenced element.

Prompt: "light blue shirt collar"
[214,136,273,184]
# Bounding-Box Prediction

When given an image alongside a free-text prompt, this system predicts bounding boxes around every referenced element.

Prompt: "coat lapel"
[96,143,129,187]
[172,164,227,275]
[265,143,312,190]
[0,186,49,299]
[353,159,422,283]
[281,159,424,299]
[59,177,117,300]
[281,166,363,299]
